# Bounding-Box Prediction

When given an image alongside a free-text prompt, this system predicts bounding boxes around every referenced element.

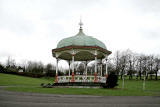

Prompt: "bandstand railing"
[57,75,106,83]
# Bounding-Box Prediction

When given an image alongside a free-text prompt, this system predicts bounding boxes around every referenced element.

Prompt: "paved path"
[0,88,160,107]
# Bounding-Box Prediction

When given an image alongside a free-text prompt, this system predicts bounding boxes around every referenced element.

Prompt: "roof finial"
[79,16,83,30]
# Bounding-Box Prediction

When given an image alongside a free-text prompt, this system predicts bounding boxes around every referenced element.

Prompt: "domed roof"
[57,28,107,49]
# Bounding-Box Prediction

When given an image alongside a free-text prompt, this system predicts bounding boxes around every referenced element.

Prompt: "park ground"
[1,89,160,107]
[0,73,160,96]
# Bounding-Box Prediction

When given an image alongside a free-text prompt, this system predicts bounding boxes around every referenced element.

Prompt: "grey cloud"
[0,2,35,35]
[0,0,101,37]
[133,0,160,13]
[0,51,12,57]
[142,31,160,39]
[0,0,160,64]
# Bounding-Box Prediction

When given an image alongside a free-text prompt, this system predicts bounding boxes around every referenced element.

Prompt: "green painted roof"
[57,28,107,49]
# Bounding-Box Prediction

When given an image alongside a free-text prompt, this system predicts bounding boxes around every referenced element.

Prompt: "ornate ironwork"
[57,75,106,83]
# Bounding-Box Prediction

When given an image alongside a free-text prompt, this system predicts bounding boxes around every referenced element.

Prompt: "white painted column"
[101,60,103,77]
[56,57,58,83]
[105,56,108,79]
[71,51,75,82]
[94,50,98,82]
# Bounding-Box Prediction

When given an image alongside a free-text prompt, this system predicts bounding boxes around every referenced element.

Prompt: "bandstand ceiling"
[55,50,106,61]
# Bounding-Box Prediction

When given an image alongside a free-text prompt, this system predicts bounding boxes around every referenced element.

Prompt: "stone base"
[52,82,105,88]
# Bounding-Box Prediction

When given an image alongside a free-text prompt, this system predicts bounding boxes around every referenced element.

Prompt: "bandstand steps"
[52,82,105,87]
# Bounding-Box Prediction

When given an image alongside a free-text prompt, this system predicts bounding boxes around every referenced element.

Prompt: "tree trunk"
[122,75,125,89]
[131,74,132,79]
[155,71,158,80]
[129,71,133,80]
[139,70,142,80]
[150,74,152,80]
[121,74,123,80]
[146,72,148,80]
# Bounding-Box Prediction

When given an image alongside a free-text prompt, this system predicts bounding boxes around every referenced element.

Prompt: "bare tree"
[141,55,149,79]
[114,51,120,75]
[5,57,17,72]
[44,63,55,77]
[126,50,137,80]
[147,55,155,80]
[154,56,160,80]
[25,61,44,74]
[137,55,143,80]
[6,57,16,68]
[77,62,85,75]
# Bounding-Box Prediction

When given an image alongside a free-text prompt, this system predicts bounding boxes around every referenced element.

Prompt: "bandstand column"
[105,56,108,79]
[94,51,98,82]
[72,53,75,82]
[55,57,59,83]
[68,61,71,76]
[101,60,103,76]
[85,61,87,76]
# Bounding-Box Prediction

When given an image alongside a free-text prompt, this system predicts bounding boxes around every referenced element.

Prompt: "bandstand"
[52,21,111,87]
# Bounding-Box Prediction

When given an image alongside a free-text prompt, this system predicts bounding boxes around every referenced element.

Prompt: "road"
[0,88,160,107]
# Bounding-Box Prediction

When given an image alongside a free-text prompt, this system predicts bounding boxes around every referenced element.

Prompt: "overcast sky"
[0,0,160,66]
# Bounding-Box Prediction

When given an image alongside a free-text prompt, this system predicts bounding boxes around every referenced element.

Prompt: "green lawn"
[0,73,53,86]
[0,73,160,96]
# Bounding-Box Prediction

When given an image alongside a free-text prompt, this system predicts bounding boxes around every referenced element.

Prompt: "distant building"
[18,69,23,73]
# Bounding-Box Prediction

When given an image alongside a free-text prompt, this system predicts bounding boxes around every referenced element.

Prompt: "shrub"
[103,72,118,88]
[0,64,5,72]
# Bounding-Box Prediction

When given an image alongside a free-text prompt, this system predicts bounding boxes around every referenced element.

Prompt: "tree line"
[0,57,59,77]
[0,49,160,80]
[107,49,160,80]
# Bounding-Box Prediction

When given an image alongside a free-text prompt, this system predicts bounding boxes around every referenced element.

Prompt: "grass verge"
[0,73,160,96]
